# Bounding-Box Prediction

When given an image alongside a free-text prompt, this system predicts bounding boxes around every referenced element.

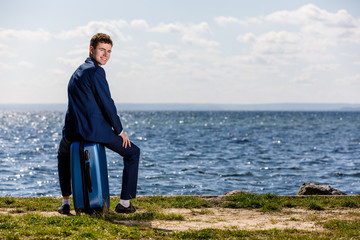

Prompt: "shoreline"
[3,194,358,198]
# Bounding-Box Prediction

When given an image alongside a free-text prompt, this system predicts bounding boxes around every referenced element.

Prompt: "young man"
[57,33,140,214]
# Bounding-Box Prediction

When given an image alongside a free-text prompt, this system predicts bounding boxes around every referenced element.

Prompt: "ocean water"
[0,110,359,197]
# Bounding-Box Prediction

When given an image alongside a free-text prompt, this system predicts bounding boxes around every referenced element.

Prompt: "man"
[57,33,140,214]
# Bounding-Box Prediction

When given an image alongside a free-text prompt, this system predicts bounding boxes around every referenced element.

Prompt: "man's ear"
[89,46,94,57]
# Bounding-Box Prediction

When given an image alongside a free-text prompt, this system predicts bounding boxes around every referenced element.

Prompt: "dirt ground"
[2,207,359,232]
[138,207,360,232]
[149,207,360,232]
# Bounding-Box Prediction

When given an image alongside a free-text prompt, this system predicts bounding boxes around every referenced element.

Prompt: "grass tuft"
[324,219,360,238]
[223,192,360,212]
[133,195,212,209]
[223,192,283,212]
[308,202,324,211]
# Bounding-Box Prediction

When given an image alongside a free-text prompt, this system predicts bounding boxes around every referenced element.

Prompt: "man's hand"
[119,131,131,149]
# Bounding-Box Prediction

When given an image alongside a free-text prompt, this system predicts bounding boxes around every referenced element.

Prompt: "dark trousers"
[57,134,140,200]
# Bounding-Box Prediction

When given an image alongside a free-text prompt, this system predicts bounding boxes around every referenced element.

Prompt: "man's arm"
[91,67,123,135]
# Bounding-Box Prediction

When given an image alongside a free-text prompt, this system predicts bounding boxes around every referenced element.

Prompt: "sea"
[1,108,360,197]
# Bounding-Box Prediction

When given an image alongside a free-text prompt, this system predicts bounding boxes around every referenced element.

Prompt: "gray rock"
[223,190,243,196]
[297,182,346,195]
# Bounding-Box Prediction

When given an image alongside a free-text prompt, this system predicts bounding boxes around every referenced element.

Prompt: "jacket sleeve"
[91,67,123,135]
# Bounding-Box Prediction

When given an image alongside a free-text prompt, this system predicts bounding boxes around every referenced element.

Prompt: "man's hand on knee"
[119,131,131,149]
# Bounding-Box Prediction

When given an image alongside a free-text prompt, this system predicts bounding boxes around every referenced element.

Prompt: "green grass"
[2,193,359,213]
[0,195,210,213]
[324,219,360,238]
[223,192,360,212]
[172,228,326,239]
[2,216,358,240]
[133,195,212,209]
[0,197,61,211]
[1,194,360,239]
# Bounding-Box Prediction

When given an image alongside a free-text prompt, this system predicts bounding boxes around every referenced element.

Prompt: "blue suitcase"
[70,141,110,214]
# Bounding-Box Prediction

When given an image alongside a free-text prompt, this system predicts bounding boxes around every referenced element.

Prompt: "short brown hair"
[90,33,113,49]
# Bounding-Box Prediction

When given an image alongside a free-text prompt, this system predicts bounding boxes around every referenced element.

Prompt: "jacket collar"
[86,57,100,67]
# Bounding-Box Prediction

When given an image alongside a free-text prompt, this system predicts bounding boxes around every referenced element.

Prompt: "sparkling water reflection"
[0,111,359,196]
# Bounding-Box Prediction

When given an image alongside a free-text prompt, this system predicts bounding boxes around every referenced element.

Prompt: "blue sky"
[0,0,359,104]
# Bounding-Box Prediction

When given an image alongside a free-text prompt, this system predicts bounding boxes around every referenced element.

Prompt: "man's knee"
[130,144,140,158]
[135,145,140,155]
[126,144,140,162]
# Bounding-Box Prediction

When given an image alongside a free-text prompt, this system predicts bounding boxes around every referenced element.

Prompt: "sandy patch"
[150,208,360,232]
[2,207,359,232]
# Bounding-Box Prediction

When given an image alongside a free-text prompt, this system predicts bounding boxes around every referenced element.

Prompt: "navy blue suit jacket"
[63,57,123,143]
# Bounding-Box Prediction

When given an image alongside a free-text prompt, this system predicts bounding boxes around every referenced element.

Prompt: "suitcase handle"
[79,142,90,210]
[84,150,93,193]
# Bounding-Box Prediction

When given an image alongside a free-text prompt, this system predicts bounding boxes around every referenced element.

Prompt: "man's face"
[90,42,112,66]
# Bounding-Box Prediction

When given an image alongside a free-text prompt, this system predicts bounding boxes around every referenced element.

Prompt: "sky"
[0,0,359,105]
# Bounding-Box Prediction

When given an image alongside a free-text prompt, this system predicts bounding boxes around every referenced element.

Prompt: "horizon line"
[1,102,360,105]
[0,102,359,111]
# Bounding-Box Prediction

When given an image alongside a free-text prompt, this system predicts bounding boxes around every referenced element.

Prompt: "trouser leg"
[104,134,140,200]
[57,136,72,197]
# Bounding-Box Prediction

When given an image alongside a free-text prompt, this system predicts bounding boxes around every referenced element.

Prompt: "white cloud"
[215,4,360,79]
[237,29,337,66]
[0,43,14,57]
[253,31,302,54]
[217,4,360,95]
[266,4,360,44]
[266,4,357,27]
[0,3,359,104]
[239,31,305,62]
[183,22,219,47]
[45,68,67,85]
[149,22,185,34]
[237,33,256,43]
[163,49,178,59]
[17,61,35,69]
[46,68,66,75]
[303,64,339,72]
[56,20,131,41]
[150,22,219,47]
[188,22,213,35]
[291,75,315,84]
[215,16,245,26]
[0,28,51,41]
[66,48,88,56]
[214,16,248,26]
[290,64,340,85]
[0,62,13,70]
[335,73,360,85]
[56,57,83,67]
[219,4,360,46]
[147,41,161,49]
[214,16,262,27]
[151,48,178,59]
[302,22,360,44]
[182,34,219,47]
[130,19,149,30]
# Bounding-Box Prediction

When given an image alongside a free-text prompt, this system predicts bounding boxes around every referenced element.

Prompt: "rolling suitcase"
[70,141,110,214]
